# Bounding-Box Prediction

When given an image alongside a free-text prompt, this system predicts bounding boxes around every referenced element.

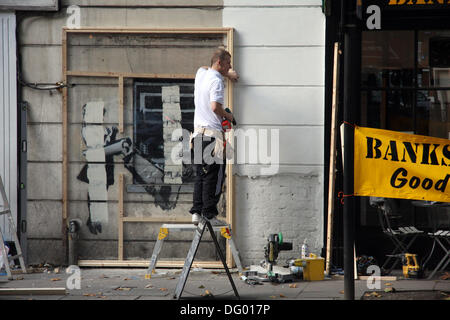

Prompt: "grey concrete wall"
[20,0,224,265]
[20,0,326,268]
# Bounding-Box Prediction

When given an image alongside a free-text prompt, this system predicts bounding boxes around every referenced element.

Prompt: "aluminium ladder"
[0,175,27,280]
[145,218,242,299]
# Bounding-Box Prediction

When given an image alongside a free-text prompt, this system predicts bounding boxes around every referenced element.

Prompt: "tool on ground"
[293,253,325,281]
[387,253,422,278]
[264,233,292,281]
[356,255,378,276]
[0,176,27,280]
[145,219,242,300]
[243,236,325,283]
[402,253,421,278]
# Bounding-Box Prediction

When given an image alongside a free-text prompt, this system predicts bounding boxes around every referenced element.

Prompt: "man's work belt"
[192,127,233,160]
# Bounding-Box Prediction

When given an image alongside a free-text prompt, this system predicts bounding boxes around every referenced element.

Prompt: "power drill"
[387,253,422,278]
[264,233,293,280]
[222,107,237,131]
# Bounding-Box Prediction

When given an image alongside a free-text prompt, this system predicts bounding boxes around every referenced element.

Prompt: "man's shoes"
[205,216,227,226]
[192,213,201,225]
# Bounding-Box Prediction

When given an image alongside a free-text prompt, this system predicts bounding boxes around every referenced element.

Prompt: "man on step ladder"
[189,48,239,226]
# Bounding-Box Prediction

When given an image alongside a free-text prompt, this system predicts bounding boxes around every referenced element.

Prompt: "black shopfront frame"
[324,0,450,299]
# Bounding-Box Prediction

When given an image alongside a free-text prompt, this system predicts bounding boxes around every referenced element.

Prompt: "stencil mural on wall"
[77,101,133,234]
[77,80,196,234]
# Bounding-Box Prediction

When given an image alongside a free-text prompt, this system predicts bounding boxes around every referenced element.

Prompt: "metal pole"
[343,23,360,301]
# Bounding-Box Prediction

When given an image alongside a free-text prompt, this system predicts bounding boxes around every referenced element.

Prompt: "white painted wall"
[223,0,325,264]
[0,12,17,241]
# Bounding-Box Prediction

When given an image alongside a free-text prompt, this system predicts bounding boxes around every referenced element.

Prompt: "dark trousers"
[189,134,226,219]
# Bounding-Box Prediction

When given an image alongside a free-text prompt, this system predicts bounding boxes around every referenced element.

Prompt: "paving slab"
[434,281,450,291]
[1,267,449,301]
[0,295,66,301]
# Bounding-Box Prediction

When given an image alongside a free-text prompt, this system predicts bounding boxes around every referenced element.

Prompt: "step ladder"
[145,219,242,300]
[0,176,27,280]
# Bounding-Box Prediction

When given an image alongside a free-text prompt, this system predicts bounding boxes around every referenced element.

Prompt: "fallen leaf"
[159,288,168,291]
[370,292,382,298]
[115,287,132,291]
[201,290,214,297]
[385,282,392,286]
[440,272,450,280]
[145,284,153,289]
[50,278,61,281]
[288,284,297,288]
[124,278,131,281]
[384,287,395,293]
[83,293,97,297]
[339,290,344,294]
[269,295,276,299]
[198,285,205,289]
[279,294,286,298]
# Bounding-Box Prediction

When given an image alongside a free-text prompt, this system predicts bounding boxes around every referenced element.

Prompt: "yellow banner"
[354,126,450,202]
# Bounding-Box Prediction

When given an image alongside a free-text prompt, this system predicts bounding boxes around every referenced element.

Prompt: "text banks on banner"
[354,126,450,202]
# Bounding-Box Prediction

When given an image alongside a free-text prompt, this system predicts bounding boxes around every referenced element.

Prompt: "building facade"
[326,0,450,271]
[1,0,326,267]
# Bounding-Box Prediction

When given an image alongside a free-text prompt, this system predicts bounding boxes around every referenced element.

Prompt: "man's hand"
[226,69,239,82]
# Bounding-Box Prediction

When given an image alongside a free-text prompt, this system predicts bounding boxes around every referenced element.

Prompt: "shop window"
[360,30,450,229]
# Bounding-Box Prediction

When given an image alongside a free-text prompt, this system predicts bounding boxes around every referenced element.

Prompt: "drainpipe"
[68,219,82,266]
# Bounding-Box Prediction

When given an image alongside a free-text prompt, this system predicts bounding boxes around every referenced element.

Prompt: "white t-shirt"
[193,67,224,132]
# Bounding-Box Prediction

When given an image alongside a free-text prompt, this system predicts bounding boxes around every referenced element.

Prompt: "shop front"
[325,0,450,273]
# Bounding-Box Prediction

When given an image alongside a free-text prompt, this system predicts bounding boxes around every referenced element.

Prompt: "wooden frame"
[62,27,235,268]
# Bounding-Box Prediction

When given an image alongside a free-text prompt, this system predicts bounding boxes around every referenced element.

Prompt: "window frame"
[62,27,235,268]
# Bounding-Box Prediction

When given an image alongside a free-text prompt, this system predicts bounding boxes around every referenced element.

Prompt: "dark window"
[359,30,450,230]
[133,79,195,185]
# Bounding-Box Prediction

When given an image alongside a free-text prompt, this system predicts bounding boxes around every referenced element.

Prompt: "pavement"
[0,266,449,301]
